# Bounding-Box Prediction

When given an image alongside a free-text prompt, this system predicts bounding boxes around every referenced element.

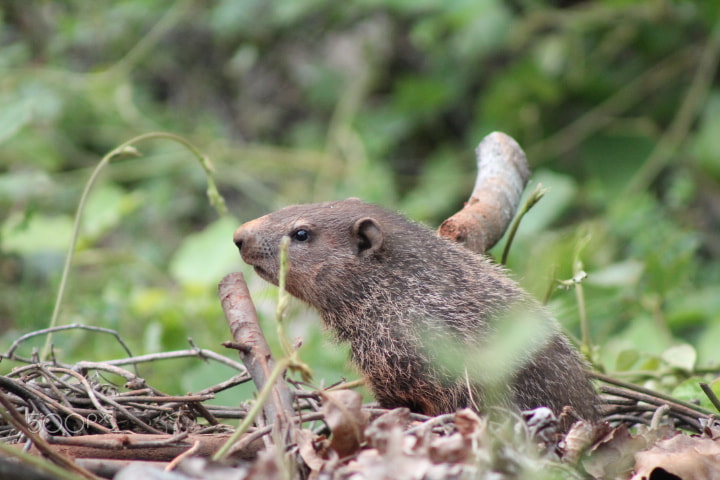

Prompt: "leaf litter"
[3,356,720,479]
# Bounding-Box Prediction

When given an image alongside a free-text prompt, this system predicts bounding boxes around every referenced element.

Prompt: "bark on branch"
[438,132,531,253]
[217,273,295,433]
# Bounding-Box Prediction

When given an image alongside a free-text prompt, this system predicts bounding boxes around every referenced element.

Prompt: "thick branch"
[438,132,531,253]
[217,273,295,429]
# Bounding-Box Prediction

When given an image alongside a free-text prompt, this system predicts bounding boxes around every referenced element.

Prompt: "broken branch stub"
[217,273,294,429]
[438,132,531,254]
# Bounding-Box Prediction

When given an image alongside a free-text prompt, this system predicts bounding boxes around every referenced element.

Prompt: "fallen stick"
[33,432,262,461]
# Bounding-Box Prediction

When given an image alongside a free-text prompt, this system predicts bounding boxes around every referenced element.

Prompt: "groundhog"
[233,199,600,423]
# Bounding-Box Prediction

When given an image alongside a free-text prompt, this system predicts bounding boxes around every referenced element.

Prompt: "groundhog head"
[233,199,394,304]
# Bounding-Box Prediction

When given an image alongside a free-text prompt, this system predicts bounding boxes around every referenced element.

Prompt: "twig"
[92,348,249,374]
[166,440,200,471]
[194,373,253,396]
[216,273,298,460]
[0,391,102,480]
[213,357,291,462]
[650,404,671,429]
[0,375,111,434]
[699,382,720,413]
[188,401,220,426]
[6,324,133,361]
[593,372,714,416]
[99,394,214,403]
[600,385,703,431]
[406,413,457,435]
[47,367,114,421]
[47,431,190,448]
[88,387,165,434]
[0,441,87,480]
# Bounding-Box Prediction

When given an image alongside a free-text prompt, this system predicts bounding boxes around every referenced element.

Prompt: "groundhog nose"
[233,227,245,250]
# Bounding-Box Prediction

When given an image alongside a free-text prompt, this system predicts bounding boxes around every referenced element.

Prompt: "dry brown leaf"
[574,423,675,479]
[320,389,369,458]
[454,408,485,437]
[563,420,604,464]
[428,433,470,464]
[582,424,643,479]
[631,434,720,480]
[364,407,411,455]
[423,409,483,465]
[296,428,337,474]
[247,446,283,480]
[346,446,433,480]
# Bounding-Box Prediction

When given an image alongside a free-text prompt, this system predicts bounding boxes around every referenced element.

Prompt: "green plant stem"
[42,132,219,361]
[626,21,720,194]
[527,46,694,163]
[276,236,294,357]
[103,1,191,78]
[275,236,312,381]
[575,280,589,355]
[0,441,86,480]
[213,357,290,462]
[501,183,547,265]
[571,234,591,357]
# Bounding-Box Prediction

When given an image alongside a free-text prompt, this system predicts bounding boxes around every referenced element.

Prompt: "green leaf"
[666,287,720,330]
[611,315,674,357]
[586,260,644,288]
[82,183,141,242]
[0,98,32,145]
[615,349,639,371]
[709,379,720,413]
[513,170,577,236]
[1,212,73,255]
[169,216,240,287]
[693,91,720,179]
[672,377,712,410]
[695,318,720,366]
[661,344,697,372]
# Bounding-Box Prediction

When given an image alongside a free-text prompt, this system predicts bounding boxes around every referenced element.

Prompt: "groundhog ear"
[352,217,384,257]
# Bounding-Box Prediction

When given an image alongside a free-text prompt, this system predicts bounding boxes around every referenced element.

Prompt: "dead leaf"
[247,446,282,480]
[576,423,675,479]
[340,435,432,480]
[582,424,643,479]
[428,433,470,464]
[454,408,485,437]
[296,428,336,474]
[563,420,604,464]
[320,389,369,458]
[364,407,411,455]
[631,434,720,480]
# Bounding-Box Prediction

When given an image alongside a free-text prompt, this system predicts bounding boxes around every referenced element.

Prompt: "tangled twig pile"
[0,338,718,480]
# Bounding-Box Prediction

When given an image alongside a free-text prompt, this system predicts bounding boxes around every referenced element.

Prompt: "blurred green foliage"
[0,0,719,405]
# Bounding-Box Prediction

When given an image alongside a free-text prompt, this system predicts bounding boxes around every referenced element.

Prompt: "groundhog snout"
[233,227,245,251]
[233,219,260,252]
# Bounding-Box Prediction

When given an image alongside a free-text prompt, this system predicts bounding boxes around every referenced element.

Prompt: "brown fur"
[233,199,599,423]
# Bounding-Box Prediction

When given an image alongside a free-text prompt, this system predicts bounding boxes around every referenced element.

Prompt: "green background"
[1,0,719,408]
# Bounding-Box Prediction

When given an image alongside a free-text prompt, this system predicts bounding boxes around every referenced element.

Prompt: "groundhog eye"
[291,229,310,242]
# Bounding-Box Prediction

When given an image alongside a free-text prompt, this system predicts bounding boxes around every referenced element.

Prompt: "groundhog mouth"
[252,265,277,284]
